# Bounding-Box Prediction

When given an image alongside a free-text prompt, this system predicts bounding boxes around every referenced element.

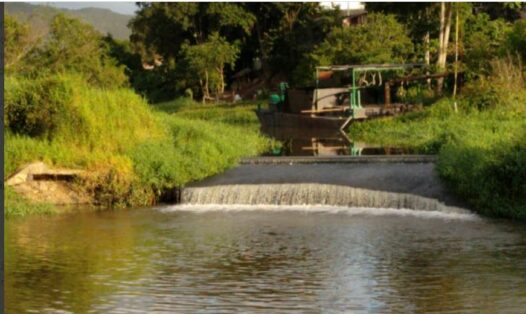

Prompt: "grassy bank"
[152,98,262,126]
[5,75,269,217]
[349,94,526,220]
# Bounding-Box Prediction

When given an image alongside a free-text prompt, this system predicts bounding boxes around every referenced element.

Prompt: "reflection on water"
[261,126,415,156]
[6,207,526,313]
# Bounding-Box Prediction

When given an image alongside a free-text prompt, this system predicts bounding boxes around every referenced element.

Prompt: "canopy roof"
[316,64,425,72]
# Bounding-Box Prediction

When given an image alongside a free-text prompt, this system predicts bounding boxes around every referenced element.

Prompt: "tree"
[463,13,511,77]
[128,3,255,100]
[506,19,526,63]
[130,3,254,64]
[309,13,413,65]
[181,33,239,101]
[26,14,127,88]
[436,2,453,93]
[256,3,341,76]
[4,15,41,73]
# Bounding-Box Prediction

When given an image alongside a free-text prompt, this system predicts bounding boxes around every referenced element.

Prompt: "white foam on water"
[158,203,480,221]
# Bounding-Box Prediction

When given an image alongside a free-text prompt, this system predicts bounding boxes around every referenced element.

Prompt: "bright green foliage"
[154,99,261,126]
[206,3,256,35]
[294,13,413,85]
[438,134,526,220]
[349,78,526,219]
[5,74,269,215]
[312,13,413,65]
[181,33,240,100]
[5,74,162,154]
[26,14,127,88]
[5,186,56,218]
[463,13,512,77]
[5,75,74,139]
[130,113,267,193]
[4,15,40,73]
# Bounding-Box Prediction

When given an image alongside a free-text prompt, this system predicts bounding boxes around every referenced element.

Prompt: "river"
[6,205,526,313]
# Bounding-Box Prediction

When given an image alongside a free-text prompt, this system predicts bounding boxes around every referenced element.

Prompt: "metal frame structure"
[315,64,424,114]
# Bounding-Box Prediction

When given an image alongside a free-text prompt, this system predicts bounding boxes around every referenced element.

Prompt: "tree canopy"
[6,3,526,101]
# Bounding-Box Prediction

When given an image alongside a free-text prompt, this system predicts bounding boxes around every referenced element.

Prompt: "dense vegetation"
[350,57,526,219]
[4,14,268,217]
[5,3,526,220]
[5,74,267,216]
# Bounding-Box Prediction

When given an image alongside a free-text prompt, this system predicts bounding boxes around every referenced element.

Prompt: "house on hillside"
[342,9,367,26]
[142,55,163,70]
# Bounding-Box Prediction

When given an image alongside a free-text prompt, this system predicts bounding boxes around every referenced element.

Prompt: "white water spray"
[175,183,475,218]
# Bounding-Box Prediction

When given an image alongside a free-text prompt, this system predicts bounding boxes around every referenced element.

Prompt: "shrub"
[506,19,526,62]
[5,76,74,138]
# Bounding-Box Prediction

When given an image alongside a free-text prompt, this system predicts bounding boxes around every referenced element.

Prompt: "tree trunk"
[202,70,210,103]
[218,66,225,94]
[436,2,452,94]
[453,4,460,99]
[424,31,431,88]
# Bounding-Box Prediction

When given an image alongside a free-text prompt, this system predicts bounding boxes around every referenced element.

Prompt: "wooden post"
[384,83,391,108]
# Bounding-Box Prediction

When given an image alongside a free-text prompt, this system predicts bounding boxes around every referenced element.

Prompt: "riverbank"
[349,94,526,220]
[5,75,269,217]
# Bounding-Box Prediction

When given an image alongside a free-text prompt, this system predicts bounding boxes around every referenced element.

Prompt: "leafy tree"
[258,3,341,75]
[506,19,526,62]
[181,33,239,101]
[26,14,127,88]
[128,3,255,100]
[463,13,511,77]
[366,3,438,62]
[129,3,254,63]
[310,13,413,64]
[473,2,525,22]
[4,15,41,73]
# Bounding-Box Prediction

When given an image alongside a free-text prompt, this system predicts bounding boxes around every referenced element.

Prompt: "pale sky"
[319,2,364,10]
[35,2,365,16]
[35,2,137,15]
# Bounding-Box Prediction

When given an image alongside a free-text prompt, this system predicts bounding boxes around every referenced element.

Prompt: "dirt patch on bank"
[6,162,91,205]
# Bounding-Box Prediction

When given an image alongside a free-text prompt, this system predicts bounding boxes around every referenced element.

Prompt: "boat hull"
[256,110,348,129]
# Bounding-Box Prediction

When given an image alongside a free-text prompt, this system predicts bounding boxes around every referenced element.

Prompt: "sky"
[40,2,138,15]
[36,2,364,16]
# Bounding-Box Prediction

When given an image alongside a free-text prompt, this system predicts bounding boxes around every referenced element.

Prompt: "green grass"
[5,76,268,217]
[349,96,526,220]
[5,186,56,218]
[153,98,262,127]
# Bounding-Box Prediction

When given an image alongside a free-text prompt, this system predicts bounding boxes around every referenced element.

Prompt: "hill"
[5,2,132,39]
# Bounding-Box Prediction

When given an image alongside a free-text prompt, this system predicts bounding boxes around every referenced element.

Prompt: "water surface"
[6,206,526,313]
[261,126,416,156]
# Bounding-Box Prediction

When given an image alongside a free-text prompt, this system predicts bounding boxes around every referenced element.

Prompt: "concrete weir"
[181,155,469,213]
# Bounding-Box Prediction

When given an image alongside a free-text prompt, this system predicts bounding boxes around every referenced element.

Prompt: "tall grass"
[153,98,262,127]
[5,186,56,218]
[5,75,268,216]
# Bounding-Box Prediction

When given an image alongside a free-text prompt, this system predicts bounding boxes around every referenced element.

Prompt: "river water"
[260,126,416,157]
[6,206,526,313]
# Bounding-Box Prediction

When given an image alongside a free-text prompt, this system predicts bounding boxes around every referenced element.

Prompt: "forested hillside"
[5,2,132,39]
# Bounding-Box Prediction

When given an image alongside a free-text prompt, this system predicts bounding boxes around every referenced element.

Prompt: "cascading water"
[179,183,472,216]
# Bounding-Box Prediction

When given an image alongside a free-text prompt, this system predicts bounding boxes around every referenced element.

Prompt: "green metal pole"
[358,90,361,108]
[351,69,356,109]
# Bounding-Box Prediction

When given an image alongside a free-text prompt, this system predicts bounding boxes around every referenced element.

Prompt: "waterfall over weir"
[180,183,472,216]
